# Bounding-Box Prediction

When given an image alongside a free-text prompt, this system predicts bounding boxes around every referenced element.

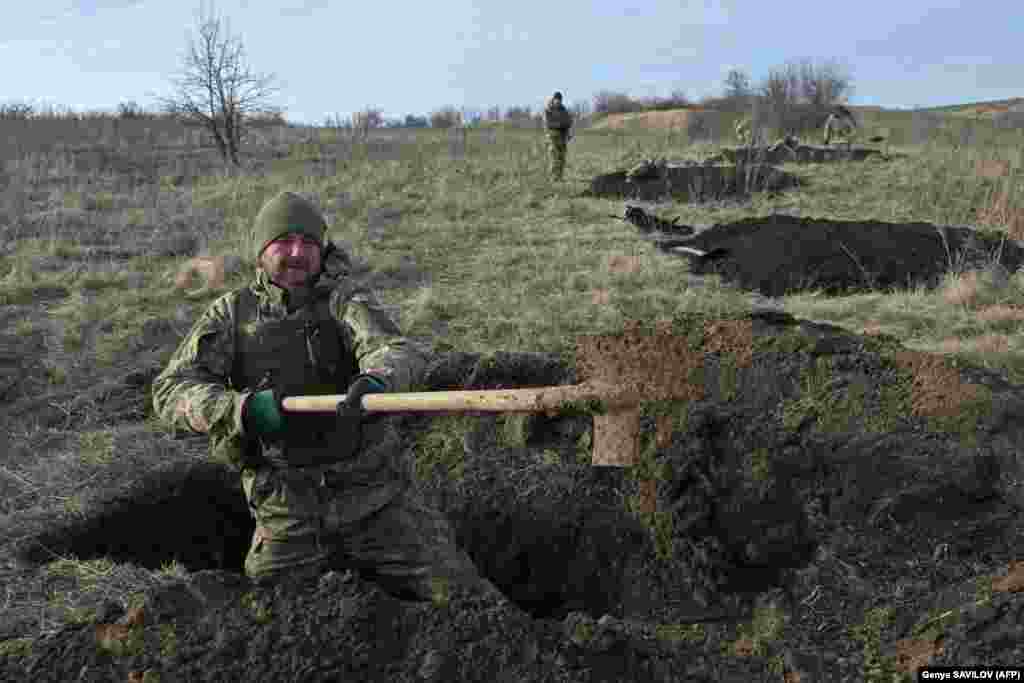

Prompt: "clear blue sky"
[3,0,1021,124]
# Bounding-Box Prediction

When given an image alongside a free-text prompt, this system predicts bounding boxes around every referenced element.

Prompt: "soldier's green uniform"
[823,112,856,147]
[152,192,501,604]
[543,91,573,181]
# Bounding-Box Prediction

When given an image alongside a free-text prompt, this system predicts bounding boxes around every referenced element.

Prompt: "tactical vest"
[231,286,360,467]
[544,104,572,131]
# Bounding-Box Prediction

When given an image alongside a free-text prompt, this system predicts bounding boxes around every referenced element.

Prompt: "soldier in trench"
[152,190,502,604]
[823,106,857,147]
[543,91,574,181]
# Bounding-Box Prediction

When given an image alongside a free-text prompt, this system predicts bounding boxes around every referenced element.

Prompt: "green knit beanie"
[251,191,327,263]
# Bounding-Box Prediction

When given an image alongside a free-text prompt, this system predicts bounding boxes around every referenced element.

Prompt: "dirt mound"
[642,215,1024,297]
[586,163,799,202]
[711,145,887,164]
[590,109,707,131]
[4,320,1024,681]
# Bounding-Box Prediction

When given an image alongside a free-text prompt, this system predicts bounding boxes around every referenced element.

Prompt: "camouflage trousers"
[241,422,501,604]
[545,130,569,180]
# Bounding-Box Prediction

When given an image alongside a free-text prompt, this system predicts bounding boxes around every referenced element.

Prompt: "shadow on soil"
[5,319,1024,681]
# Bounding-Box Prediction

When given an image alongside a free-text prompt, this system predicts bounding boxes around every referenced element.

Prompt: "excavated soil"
[711,145,889,165]
[4,315,1024,682]
[586,163,800,202]
[635,214,1024,298]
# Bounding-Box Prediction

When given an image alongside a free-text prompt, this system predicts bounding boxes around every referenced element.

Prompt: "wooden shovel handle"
[280,384,611,414]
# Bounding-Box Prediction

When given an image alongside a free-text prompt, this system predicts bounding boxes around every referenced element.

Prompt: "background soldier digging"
[152,191,503,605]
[543,91,574,181]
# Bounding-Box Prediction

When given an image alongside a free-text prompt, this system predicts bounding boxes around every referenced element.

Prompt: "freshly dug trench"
[648,215,1024,297]
[8,460,253,572]
[6,326,1024,680]
[586,162,799,201]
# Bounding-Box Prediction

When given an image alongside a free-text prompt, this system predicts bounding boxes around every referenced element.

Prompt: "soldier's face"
[260,234,322,290]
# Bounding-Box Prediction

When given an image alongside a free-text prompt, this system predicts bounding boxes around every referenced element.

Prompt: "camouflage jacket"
[544,99,573,131]
[152,243,429,475]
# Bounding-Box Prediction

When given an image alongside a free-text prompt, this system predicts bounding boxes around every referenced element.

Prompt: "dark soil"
[637,214,1024,297]
[4,316,1024,682]
[711,145,892,165]
[585,163,800,202]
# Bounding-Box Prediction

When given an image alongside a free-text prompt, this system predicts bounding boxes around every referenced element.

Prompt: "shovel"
[282,328,706,513]
[282,382,642,468]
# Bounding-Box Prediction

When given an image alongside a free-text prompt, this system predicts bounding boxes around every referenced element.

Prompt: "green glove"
[243,389,285,438]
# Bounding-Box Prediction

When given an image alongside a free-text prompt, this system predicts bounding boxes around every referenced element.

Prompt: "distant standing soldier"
[543,91,574,181]
[152,191,503,604]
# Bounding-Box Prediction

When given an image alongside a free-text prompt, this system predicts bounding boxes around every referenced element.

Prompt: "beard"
[270,258,316,288]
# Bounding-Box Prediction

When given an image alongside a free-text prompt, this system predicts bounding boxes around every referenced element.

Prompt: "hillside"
[589,98,1024,134]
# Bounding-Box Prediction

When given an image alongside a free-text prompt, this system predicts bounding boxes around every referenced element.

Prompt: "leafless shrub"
[0,102,35,120]
[116,101,148,120]
[720,69,754,112]
[796,58,853,108]
[155,3,281,166]
[753,58,855,136]
[505,105,533,123]
[593,90,644,115]
[430,106,462,129]
[352,108,384,138]
[640,91,691,111]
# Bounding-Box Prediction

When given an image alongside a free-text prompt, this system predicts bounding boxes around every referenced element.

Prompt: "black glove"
[335,374,389,445]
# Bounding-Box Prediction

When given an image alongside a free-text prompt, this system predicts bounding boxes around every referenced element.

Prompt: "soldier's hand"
[243,389,286,439]
[334,374,389,450]
[338,374,388,419]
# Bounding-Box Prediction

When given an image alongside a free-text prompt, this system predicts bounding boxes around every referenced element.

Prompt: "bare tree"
[430,106,462,129]
[722,68,753,111]
[760,63,799,115]
[352,107,384,139]
[158,2,281,166]
[592,90,643,115]
[0,101,35,120]
[796,58,853,109]
[755,58,854,136]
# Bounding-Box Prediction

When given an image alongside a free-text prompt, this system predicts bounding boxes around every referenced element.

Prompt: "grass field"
[1,107,1024,638]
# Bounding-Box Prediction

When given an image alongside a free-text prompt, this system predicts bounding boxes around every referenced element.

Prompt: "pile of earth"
[710,145,888,165]
[4,312,1024,681]
[626,213,1024,298]
[585,161,799,202]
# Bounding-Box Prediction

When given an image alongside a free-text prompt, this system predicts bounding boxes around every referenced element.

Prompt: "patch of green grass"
[240,591,274,625]
[0,638,33,658]
[159,624,178,658]
[156,559,189,582]
[746,447,772,483]
[848,606,910,682]
[12,318,41,336]
[78,430,115,466]
[627,441,676,562]
[413,415,471,483]
[43,361,68,385]
[733,603,787,658]
[653,622,705,644]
